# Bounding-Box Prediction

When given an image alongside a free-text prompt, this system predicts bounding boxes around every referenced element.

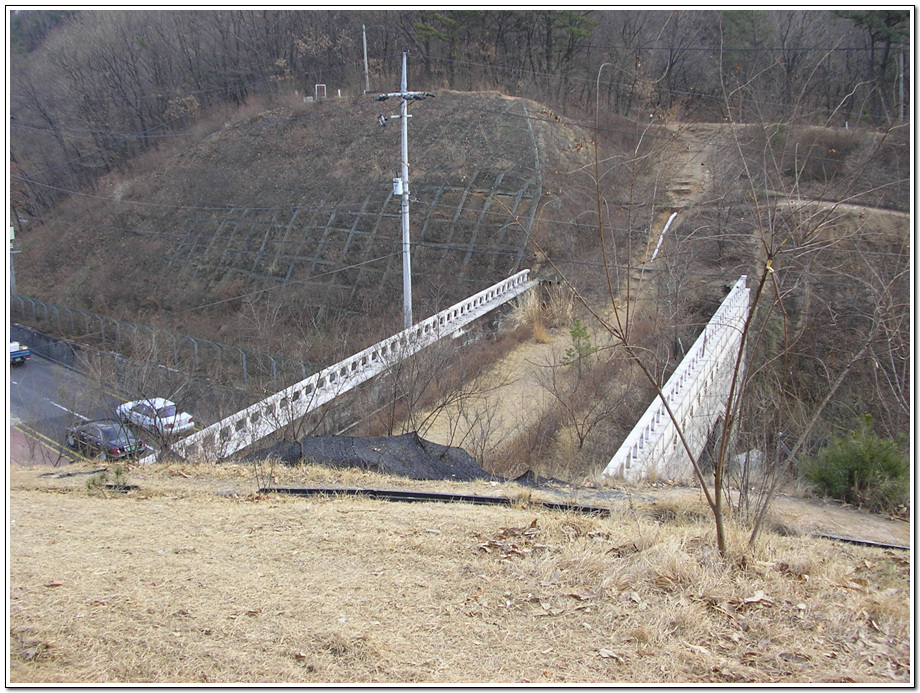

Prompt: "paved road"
[9,355,134,466]
[9,352,249,465]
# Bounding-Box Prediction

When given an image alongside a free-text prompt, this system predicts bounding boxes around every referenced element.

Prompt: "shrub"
[801,415,908,513]
[561,317,595,367]
[85,465,129,494]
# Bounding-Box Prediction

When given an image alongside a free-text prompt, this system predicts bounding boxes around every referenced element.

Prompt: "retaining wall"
[602,276,750,482]
[150,271,534,463]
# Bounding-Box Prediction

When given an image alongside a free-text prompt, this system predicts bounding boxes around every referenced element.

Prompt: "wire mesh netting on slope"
[157,91,549,315]
[18,89,601,362]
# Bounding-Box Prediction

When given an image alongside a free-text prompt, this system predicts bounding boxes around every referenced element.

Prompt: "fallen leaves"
[774,561,810,582]
[606,541,640,558]
[566,587,599,602]
[833,578,869,592]
[463,573,602,619]
[293,652,316,672]
[779,651,811,664]
[16,641,49,663]
[598,648,626,664]
[227,608,264,620]
[9,454,912,684]
[476,519,546,560]
[683,641,711,655]
[884,550,910,568]
[741,590,774,607]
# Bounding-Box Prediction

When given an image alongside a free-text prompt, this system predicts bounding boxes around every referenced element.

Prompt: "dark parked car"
[66,420,147,460]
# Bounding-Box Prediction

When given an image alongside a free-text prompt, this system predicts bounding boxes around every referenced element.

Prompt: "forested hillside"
[10,10,909,216]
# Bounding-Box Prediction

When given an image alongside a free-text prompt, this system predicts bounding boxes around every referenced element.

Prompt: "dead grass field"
[8,462,911,684]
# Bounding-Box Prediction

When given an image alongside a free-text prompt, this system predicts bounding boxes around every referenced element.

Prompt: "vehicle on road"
[116,397,196,437]
[9,341,30,365]
[66,420,147,460]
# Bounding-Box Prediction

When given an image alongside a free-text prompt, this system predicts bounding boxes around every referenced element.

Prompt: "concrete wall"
[602,277,750,482]
[150,271,534,463]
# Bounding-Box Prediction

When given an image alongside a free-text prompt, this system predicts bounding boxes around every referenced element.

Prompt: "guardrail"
[146,270,534,463]
[602,276,750,481]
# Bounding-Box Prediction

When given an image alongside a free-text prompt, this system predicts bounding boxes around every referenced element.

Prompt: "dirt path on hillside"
[415,124,719,476]
[414,323,567,474]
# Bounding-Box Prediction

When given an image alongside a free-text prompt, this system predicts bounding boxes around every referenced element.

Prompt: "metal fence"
[9,322,81,368]
[10,294,322,388]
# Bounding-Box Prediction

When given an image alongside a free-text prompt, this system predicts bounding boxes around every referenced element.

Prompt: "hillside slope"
[17,91,607,356]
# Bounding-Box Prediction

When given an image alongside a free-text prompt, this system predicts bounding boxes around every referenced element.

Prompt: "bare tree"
[520,46,910,556]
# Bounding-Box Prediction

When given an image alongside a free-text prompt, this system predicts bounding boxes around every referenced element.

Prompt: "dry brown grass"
[8,462,911,684]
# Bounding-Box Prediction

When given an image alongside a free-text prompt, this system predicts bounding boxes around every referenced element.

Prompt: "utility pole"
[362,25,370,94]
[9,225,18,295]
[375,53,435,329]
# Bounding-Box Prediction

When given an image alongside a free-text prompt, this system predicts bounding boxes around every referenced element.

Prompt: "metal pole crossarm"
[374,91,435,102]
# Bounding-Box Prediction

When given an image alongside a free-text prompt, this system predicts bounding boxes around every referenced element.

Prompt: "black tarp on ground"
[253,432,494,482]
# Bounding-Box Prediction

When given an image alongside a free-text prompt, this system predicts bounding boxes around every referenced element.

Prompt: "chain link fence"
[10,294,323,390]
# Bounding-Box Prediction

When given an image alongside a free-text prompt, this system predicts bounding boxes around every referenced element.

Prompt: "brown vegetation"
[14,89,614,362]
[8,463,910,684]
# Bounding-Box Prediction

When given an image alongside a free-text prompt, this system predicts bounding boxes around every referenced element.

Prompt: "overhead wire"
[18,84,907,219]
[12,150,906,228]
[14,80,906,189]
[14,163,908,252]
[10,19,906,357]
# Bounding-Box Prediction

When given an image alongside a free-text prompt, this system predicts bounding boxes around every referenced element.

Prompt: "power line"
[24,113,188,177]
[13,37,899,151]
[11,56,365,108]
[583,42,883,54]
[17,205,906,275]
[16,84,908,189]
[418,52,893,118]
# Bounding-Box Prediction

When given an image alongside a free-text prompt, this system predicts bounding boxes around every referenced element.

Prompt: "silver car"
[116,397,196,437]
